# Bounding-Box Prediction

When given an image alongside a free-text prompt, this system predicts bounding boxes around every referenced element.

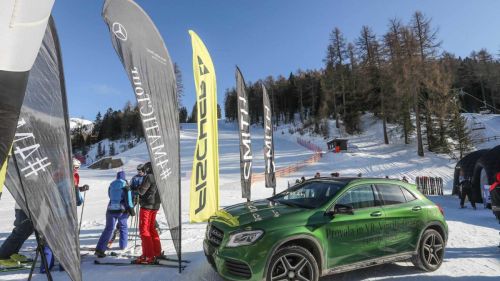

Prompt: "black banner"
[262,85,276,188]
[0,0,56,189]
[236,67,253,199]
[102,0,181,265]
[5,17,81,281]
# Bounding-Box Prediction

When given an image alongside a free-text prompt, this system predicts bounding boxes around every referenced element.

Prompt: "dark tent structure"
[452,149,488,195]
[472,145,500,203]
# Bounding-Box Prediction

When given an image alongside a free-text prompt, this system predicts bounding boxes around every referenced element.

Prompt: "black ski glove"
[128,207,136,217]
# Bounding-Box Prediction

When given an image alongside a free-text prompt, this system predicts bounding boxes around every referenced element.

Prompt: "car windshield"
[270,181,346,209]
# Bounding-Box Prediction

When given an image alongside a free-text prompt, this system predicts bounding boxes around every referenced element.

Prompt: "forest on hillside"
[223,11,500,157]
[73,11,499,159]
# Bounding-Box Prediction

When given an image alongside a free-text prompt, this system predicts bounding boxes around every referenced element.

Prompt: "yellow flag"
[189,30,219,222]
[0,146,12,195]
[0,160,7,195]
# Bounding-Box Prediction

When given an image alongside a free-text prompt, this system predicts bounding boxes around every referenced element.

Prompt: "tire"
[411,229,445,272]
[266,245,319,281]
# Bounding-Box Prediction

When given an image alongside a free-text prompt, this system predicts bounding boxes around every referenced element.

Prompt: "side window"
[337,185,375,209]
[401,187,417,202]
[377,184,407,205]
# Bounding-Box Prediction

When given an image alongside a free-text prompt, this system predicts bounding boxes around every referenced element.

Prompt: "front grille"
[225,259,252,279]
[208,225,224,247]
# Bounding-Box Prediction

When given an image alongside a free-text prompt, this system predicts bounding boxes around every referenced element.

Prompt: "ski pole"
[78,191,87,236]
[133,202,140,254]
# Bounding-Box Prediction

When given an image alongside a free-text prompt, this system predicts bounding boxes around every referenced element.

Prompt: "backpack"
[108,179,126,212]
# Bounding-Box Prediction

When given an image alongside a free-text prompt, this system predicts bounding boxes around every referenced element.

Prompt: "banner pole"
[12,155,53,281]
[27,243,39,281]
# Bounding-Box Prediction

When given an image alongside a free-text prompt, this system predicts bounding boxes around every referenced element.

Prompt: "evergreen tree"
[217,104,222,119]
[174,62,184,107]
[179,106,188,123]
[109,142,116,156]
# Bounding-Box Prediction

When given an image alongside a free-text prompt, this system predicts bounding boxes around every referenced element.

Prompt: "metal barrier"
[251,138,323,182]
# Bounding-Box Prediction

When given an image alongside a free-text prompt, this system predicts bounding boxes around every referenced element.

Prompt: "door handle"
[370,211,382,217]
[412,206,422,212]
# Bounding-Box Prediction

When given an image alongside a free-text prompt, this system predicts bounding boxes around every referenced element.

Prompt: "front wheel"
[411,229,445,271]
[266,245,319,281]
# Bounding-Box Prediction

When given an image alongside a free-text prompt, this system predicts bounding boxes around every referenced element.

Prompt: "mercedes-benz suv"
[203,178,448,281]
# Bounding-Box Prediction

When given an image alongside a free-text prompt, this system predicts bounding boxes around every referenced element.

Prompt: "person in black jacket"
[133,162,162,264]
[459,170,476,209]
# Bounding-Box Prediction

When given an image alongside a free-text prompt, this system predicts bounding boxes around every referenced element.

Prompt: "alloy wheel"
[271,253,313,281]
[422,233,444,266]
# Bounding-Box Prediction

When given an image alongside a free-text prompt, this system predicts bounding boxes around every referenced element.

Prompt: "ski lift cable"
[455,88,498,111]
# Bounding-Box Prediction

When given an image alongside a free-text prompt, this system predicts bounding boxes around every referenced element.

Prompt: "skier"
[131,164,146,191]
[402,176,409,183]
[489,172,500,222]
[94,171,135,258]
[41,158,86,272]
[133,162,162,264]
[458,170,476,210]
[108,164,145,248]
[0,205,34,266]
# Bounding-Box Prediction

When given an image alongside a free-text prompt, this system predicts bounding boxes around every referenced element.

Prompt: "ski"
[108,252,190,263]
[0,264,32,273]
[93,259,185,269]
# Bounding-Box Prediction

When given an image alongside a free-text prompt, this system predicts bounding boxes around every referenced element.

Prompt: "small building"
[327,138,348,151]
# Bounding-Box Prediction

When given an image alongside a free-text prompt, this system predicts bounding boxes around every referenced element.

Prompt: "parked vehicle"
[204,177,448,281]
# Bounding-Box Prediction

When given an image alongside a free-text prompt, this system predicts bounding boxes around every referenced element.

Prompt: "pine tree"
[179,106,188,123]
[217,104,222,119]
[411,11,440,155]
[357,26,388,144]
[189,102,198,123]
[174,62,184,107]
[109,143,116,156]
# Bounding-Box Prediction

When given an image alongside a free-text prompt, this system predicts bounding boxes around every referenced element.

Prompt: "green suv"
[203,178,448,281]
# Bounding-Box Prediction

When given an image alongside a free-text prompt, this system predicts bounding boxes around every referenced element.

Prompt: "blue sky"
[51,0,500,120]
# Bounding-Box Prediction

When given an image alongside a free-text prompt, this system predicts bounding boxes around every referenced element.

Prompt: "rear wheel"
[412,229,445,271]
[266,245,319,281]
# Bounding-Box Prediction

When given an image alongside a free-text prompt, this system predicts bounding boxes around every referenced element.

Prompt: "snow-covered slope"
[1,116,499,281]
[70,118,93,131]
[464,113,500,149]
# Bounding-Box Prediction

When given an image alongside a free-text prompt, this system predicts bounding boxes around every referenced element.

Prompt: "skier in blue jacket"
[94,171,135,258]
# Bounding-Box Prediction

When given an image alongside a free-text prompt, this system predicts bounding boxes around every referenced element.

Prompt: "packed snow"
[1,114,499,280]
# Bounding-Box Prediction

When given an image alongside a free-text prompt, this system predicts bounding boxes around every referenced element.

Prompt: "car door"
[375,183,423,255]
[325,184,386,267]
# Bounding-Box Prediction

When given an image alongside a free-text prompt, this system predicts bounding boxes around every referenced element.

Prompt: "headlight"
[226,230,264,247]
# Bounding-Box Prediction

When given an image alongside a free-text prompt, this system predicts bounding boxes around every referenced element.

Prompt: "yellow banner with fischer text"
[189,30,219,222]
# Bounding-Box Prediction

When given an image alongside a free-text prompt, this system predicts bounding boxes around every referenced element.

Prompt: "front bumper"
[203,239,267,281]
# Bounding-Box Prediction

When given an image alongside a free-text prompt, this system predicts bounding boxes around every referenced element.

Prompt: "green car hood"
[211,200,306,229]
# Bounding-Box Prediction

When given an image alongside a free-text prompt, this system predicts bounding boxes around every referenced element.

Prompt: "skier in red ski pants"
[134,162,162,264]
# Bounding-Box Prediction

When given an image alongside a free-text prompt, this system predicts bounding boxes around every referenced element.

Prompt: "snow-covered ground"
[1,115,499,280]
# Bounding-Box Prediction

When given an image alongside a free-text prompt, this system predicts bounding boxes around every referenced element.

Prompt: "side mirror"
[335,204,354,215]
[326,204,354,218]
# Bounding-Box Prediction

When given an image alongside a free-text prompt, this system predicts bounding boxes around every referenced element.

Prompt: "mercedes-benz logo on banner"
[112,22,127,41]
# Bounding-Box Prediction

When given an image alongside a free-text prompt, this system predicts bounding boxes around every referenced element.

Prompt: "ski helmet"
[73,158,81,168]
